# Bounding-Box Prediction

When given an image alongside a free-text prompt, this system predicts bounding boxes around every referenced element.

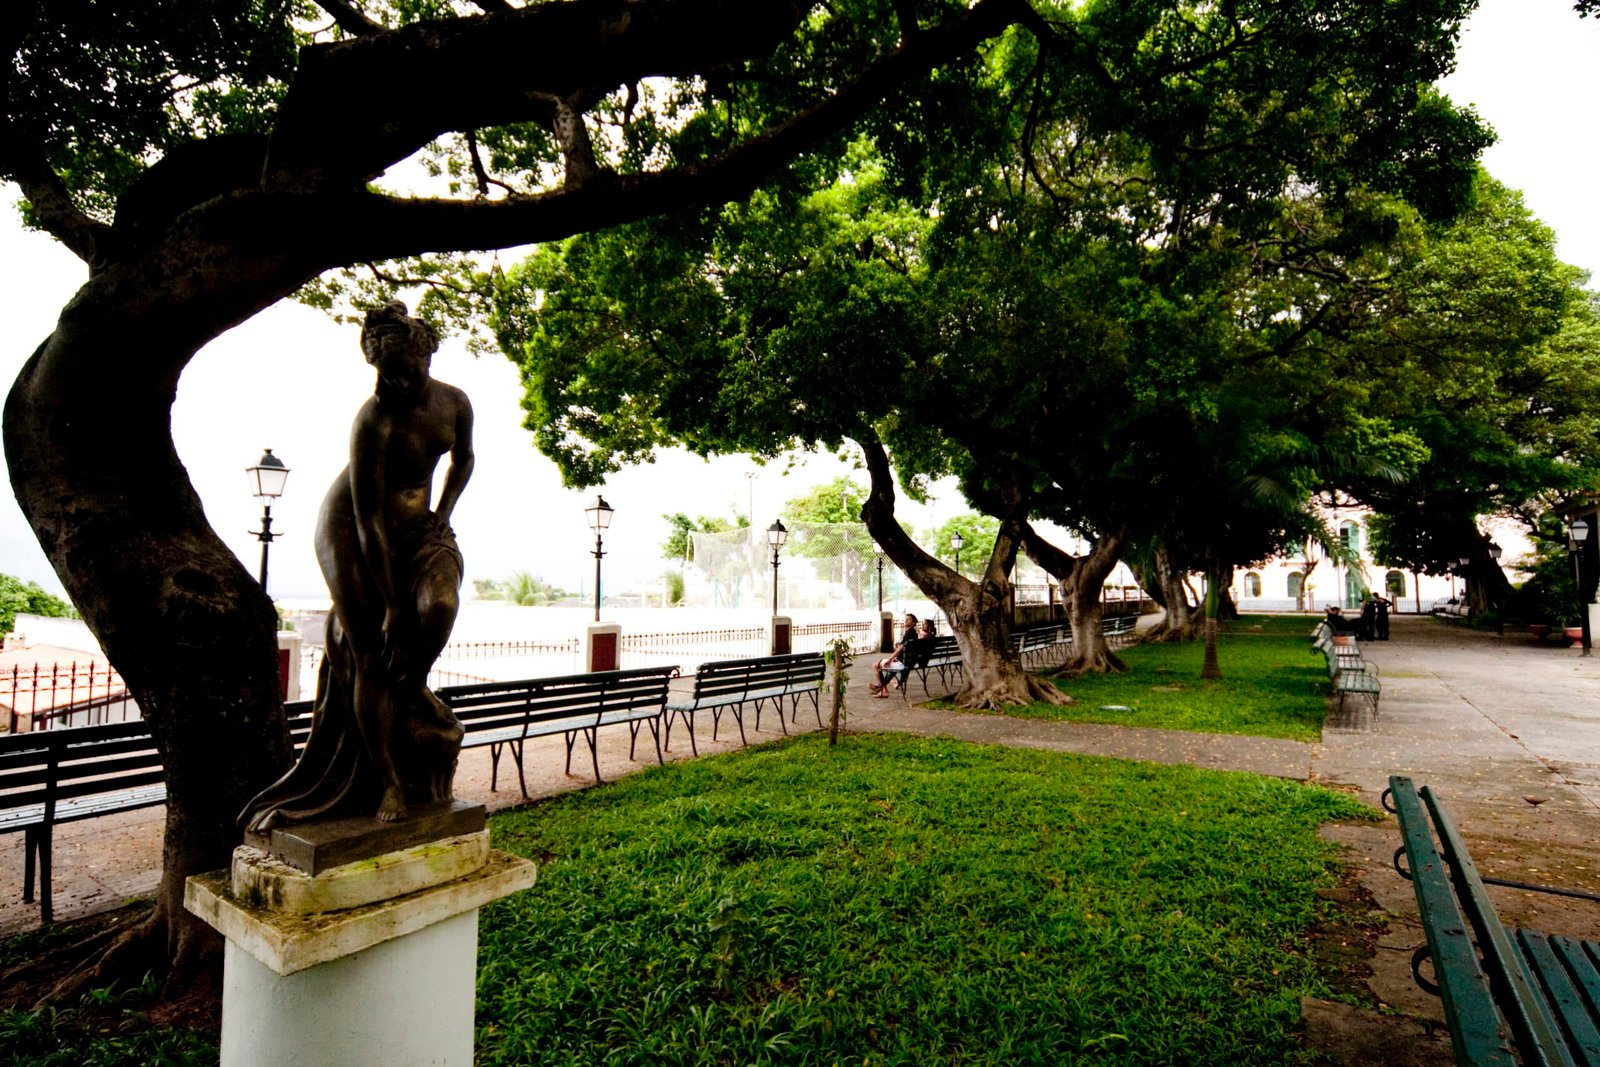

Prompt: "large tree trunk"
[4,243,314,995]
[1458,526,1515,615]
[856,437,1065,709]
[1021,523,1127,674]
[1200,572,1222,680]
[1143,544,1197,642]
[1214,564,1241,622]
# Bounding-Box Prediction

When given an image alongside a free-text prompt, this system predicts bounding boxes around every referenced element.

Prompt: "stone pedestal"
[276,631,303,700]
[879,611,894,653]
[586,622,621,672]
[186,804,536,1067]
[769,615,792,655]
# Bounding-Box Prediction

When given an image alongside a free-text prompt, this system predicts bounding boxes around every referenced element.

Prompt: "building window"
[1244,572,1262,597]
[1386,570,1406,597]
[1287,573,1303,598]
[1339,520,1362,554]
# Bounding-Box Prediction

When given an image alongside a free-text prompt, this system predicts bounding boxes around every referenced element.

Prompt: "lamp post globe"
[246,449,290,593]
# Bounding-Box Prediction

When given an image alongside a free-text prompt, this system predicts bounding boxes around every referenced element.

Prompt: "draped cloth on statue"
[239,482,465,834]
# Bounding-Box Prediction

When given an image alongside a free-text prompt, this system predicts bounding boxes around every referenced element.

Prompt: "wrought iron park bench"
[439,665,680,797]
[1311,622,1381,713]
[1,701,314,923]
[1384,775,1600,1066]
[662,652,825,753]
[897,634,963,699]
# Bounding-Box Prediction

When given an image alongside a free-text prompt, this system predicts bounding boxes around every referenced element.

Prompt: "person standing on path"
[1374,593,1391,640]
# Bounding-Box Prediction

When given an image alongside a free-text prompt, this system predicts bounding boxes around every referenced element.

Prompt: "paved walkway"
[6,614,1599,964]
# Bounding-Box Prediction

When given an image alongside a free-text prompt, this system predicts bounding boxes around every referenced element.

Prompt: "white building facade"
[1227,511,1532,615]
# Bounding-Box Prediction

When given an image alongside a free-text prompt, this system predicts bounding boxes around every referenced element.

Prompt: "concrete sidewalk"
[6,613,1599,957]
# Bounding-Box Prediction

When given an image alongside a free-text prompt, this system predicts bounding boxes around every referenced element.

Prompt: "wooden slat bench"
[1103,613,1139,646]
[439,665,679,797]
[1013,624,1070,669]
[901,634,964,699]
[662,653,825,753]
[1311,624,1380,713]
[1384,775,1600,1066]
[1,701,315,923]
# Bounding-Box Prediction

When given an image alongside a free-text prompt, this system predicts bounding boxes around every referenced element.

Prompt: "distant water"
[445,599,940,645]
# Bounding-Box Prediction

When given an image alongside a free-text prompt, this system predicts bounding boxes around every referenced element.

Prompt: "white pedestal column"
[220,908,478,1066]
[187,834,536,1067]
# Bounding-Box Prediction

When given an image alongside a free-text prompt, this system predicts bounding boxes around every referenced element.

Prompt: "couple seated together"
[869,615,937,697]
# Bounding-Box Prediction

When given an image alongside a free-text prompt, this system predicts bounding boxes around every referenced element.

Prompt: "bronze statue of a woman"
[242,301,475,830]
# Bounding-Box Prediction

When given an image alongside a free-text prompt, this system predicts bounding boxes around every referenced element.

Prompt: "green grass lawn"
[478,733,1369,1065]
[1014,617,1329,742]
[5,731,1370,1066]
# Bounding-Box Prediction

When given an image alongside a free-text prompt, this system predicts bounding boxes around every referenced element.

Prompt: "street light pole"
[585,495,614,622]
[246,449,290,594]
[875,550,885,614]
[767,519,787,617]
[1569,518,1591,656]
[951,531,964,577]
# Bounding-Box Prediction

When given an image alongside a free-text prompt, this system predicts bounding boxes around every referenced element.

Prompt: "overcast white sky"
[1,0,1596,602]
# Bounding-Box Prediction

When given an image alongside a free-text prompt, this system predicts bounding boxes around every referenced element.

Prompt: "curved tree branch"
[5,155,111,265]
[312,0,385,36]
[266,0,1027,190]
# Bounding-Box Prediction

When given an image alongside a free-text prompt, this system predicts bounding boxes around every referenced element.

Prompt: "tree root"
[37,910,169,1008]
[1143,620,1198,643]
[1060,648,1127,676]
[953,672,1071,710]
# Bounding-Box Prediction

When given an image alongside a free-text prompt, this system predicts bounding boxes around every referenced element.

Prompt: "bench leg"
[647,716,665,765]
[627,720,640,760]
[585,727,603,782]
[23,825,37,904]
[732,703,749,746]
[511,739,529,799]
[672,710,699,756]
[38,824,52,924]
[563,731,578,775]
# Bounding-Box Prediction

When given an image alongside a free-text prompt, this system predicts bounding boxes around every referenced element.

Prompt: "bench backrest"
[439,666,679,733]
[1387,776,1575,1066]
[688,653,823,700]
[0,704,316,820]
[0,720,164,817]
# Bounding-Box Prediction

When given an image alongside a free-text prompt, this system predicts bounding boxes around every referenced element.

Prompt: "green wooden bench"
[1,702,314,923]
[662,653,825,753]
[900,634,963,699]
[1384,775,1600,1066]
[440,666,680,794]
[1311,623,1380,712]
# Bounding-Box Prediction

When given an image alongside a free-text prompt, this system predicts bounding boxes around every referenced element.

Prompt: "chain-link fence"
[687,521,1065,610]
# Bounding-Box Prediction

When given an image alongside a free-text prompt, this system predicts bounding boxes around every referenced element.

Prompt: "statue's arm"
[434,389,475,524]
[350,406,402,627]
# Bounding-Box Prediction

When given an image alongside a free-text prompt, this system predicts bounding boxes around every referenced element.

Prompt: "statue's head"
[361,301,439,398]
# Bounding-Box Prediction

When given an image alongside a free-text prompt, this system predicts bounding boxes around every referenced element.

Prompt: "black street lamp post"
[767,520,787,617]
[246,449,290,593]
[951,531,964,576]
[586,495,613,622]
[874,550,885,614]
[1569,518,1591,657]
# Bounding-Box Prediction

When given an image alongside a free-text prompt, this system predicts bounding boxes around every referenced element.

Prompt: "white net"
[685,522,1062,610]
